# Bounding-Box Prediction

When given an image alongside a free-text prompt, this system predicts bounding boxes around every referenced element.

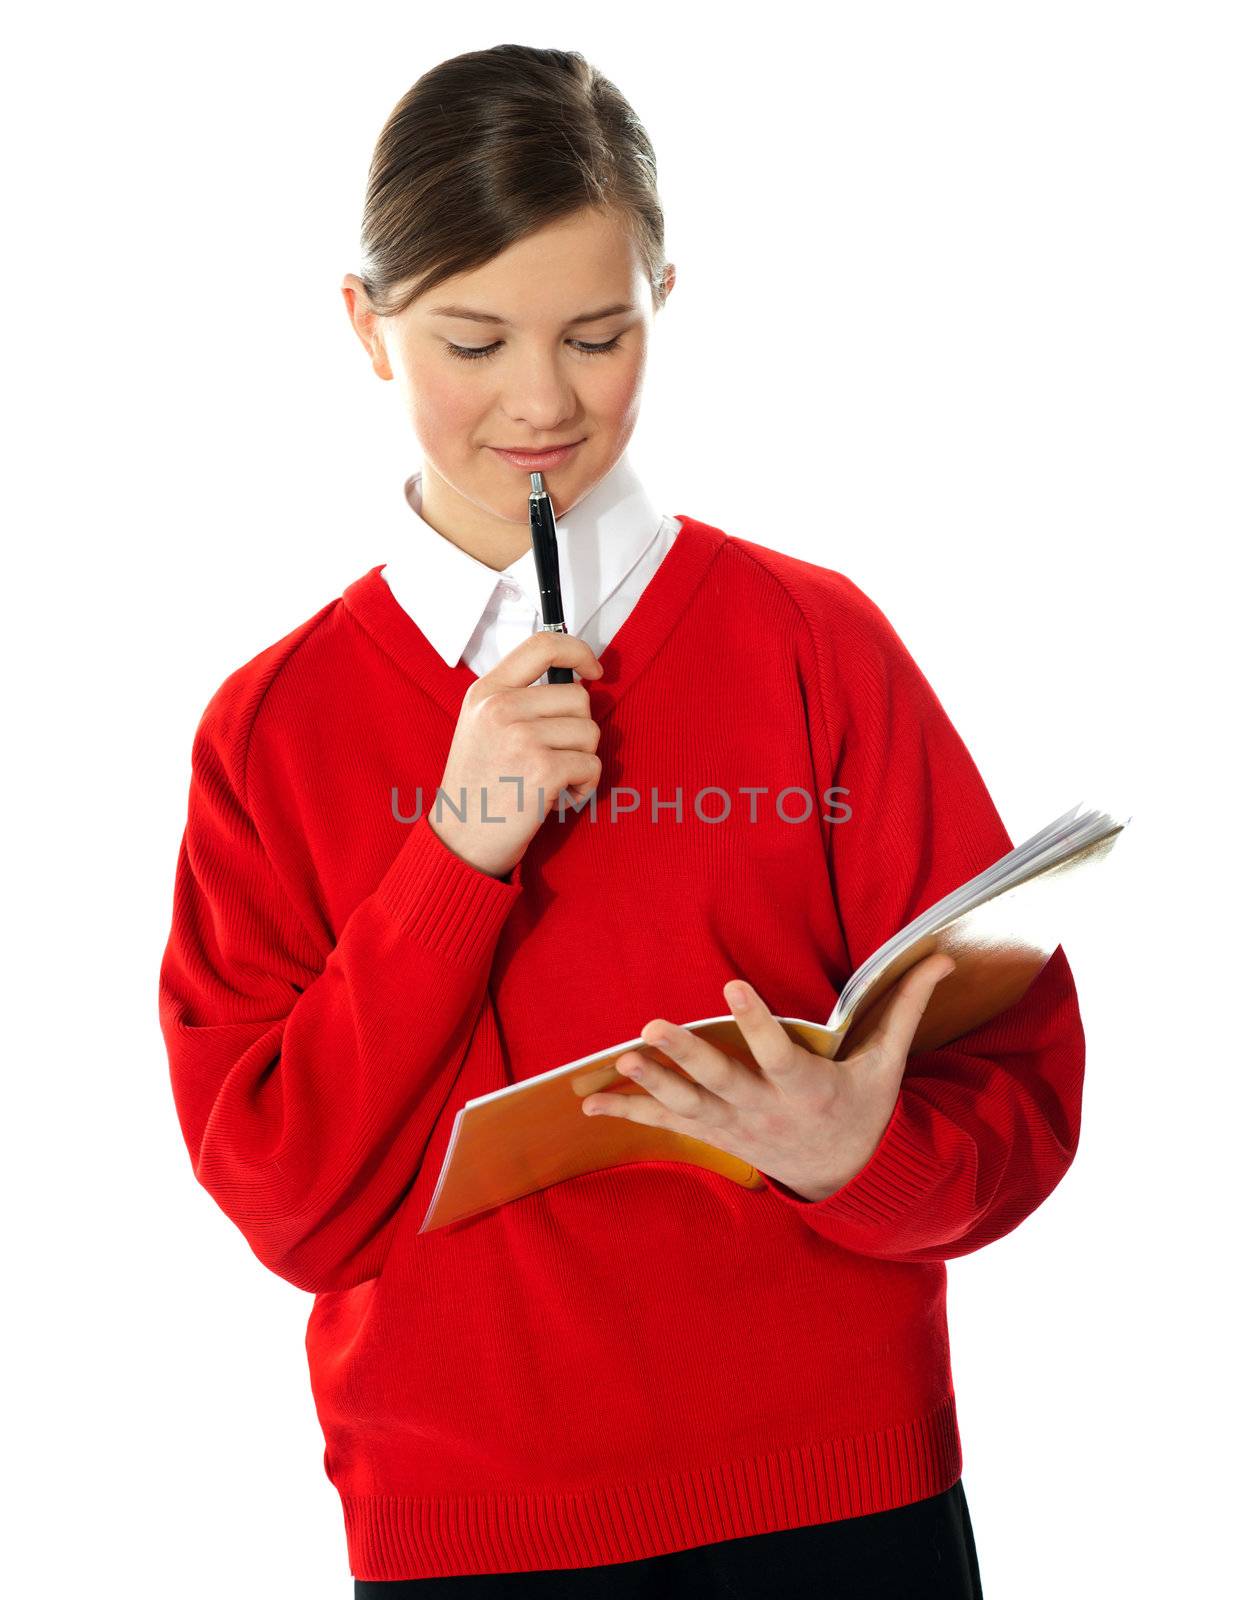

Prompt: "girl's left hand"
[579,953,956,1201]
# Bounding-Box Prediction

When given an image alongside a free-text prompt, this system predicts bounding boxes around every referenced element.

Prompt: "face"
[342,207,675,566]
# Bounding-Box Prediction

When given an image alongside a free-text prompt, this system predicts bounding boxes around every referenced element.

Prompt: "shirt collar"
[380,451,668,669]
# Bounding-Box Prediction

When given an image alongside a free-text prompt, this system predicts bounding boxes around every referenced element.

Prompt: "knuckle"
[774,1040,801,1075]
[685,1081,714,1120]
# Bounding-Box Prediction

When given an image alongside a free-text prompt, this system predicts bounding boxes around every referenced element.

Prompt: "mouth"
[487,440,584,469]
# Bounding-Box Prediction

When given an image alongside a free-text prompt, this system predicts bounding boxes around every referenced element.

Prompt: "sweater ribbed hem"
[377,814,523,965]
[339,1397,961,1580]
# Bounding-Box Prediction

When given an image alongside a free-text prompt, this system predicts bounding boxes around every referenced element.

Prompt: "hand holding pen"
[429,631,604,880]
[425,470,604,882]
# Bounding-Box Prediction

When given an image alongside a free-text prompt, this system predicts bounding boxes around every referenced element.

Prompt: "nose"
[499,352,581,433]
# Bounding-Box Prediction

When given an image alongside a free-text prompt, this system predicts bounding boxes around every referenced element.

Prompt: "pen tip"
[530,470,544,493]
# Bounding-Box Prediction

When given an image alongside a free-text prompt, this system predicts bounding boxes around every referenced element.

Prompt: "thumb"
[863,951,956,1070]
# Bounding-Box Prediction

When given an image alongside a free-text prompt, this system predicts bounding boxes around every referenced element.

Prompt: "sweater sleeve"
[760,573,1087,1263]
[158,675,523,1295]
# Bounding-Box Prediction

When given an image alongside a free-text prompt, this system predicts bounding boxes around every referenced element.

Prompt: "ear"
[341,274,392,380]
[657,262,677,307]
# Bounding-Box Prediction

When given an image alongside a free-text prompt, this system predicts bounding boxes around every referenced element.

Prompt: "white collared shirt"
[380,452,681,682]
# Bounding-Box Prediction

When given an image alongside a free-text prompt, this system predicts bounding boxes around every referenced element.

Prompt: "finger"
[721,980,801,1085]
[619,1035,731,1120]
[482,680,595,724]
[637,1024,762,1113]
[863,952,956,1067]
[483,632,603,691]
[580,1071,685,1129]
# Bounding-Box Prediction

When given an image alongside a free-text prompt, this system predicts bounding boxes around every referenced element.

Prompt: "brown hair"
[356,45,669,320]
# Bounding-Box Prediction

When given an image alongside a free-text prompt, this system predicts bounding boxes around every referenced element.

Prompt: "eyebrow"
[427,302,636,327]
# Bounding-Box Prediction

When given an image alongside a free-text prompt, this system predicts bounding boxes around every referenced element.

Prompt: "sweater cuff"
[377,814,523,965]
[760,1092,945,1233]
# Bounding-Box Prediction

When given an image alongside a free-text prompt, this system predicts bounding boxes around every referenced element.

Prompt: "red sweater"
[159,513,1086,1581]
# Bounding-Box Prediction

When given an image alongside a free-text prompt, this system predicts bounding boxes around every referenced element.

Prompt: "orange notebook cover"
[420,802,1127,1232]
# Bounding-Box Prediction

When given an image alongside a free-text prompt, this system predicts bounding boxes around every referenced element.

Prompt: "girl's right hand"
[429,633,605,880]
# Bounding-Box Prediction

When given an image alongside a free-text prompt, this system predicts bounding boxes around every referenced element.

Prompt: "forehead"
[415,209,648,324]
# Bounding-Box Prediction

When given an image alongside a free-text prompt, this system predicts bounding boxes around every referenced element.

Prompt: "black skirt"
[353,1479,983,1598]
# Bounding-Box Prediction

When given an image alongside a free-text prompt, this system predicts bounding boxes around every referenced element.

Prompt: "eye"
[444,337,623,363]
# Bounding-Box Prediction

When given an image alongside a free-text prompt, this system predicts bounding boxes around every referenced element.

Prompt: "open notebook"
[420,802,1128,1232]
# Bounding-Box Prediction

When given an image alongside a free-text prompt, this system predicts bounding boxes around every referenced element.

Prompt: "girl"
[161,43,1085,1598]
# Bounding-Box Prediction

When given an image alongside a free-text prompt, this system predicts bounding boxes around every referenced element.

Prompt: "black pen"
[527,471,575,685]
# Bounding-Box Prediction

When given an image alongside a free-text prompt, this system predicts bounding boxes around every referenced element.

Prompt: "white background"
[6,4,1232,1596]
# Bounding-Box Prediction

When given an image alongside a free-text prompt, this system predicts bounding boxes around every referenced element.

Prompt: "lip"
[487,440,583,469]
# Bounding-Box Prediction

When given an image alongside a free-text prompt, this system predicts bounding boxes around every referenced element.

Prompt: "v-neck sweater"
[159,512,1087,1582]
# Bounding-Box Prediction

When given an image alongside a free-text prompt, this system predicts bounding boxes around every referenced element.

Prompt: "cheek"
[405,365,486,453]
[586,353,646,425]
